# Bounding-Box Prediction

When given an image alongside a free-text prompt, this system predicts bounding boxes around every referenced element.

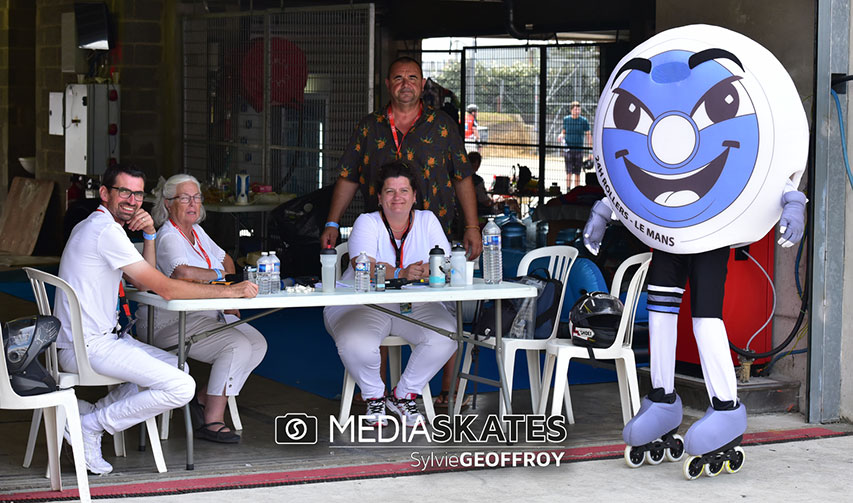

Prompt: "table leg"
[138,307,156,452]
[179,311,194,470]
[494,299,514,416]
[447,301,464,417]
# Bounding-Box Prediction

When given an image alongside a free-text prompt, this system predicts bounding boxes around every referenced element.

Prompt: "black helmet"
[466,104,478,113]
[567,291,623,348]
[3,315,60,396]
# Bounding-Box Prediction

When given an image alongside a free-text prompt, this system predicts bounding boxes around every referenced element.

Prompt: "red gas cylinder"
[675,231,775,368]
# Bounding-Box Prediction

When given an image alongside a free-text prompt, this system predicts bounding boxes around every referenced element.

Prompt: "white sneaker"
[80,426,113,475]
[63,419,113,474]
[386,387,424,427]
[364,396,387,426]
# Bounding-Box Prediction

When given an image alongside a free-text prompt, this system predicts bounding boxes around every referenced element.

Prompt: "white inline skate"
[622,387,685,468]
[682,398,747,479]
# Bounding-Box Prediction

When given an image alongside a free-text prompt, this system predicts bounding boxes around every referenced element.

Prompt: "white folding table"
[127,279,536,470]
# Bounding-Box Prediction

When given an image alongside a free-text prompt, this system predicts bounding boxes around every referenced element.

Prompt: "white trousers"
[137,312,267,397]
[324,303,457,399]
[58,334,195,435]
[648,312,737,403]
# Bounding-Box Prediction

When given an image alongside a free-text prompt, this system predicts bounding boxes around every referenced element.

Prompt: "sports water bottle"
[268,251,281,294]
[450,244,466,287]
[482,218,502,284]
[257,252,270,295]
[354,251,371,293]
[428,246,446,288]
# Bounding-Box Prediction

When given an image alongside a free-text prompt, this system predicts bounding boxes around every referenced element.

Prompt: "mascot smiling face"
[594,25,807,253]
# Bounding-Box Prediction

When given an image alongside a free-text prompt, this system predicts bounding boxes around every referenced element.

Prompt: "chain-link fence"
[182,5,374,198]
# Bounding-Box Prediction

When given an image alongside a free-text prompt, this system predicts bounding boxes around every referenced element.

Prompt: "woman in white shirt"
[137,174,267,443]
[324,161,457,427]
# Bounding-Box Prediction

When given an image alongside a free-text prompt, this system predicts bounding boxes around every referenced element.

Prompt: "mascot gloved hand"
[582,199,612,256]
[777,191,807,248]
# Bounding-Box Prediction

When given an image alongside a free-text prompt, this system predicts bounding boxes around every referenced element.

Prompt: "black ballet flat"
[195,422,241,444]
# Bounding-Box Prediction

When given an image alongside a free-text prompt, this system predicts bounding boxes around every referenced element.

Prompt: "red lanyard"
[380,210,413,268]
[387,103,423,157]
[95,208,131,318]
[169,219,212,268]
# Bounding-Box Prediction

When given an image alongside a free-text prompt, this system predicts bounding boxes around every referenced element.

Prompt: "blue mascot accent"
[601,50,759,228]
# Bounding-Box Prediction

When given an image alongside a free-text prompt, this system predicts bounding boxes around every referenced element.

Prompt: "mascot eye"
[691,77,753,130]
[606,89,653,135]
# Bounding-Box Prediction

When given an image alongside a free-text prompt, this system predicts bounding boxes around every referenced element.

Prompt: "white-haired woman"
[136,174,267,443]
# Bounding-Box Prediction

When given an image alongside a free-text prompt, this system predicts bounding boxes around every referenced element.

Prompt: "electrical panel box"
[64,84,120,176]
[49,92,64,136]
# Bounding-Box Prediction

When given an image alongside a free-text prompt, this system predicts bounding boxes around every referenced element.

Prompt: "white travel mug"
[235,172,250,204]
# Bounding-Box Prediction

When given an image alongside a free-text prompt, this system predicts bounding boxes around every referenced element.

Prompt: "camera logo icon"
[275,413,318,445]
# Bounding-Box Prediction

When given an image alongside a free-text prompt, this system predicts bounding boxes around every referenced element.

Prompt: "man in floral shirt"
[321,56,482,259]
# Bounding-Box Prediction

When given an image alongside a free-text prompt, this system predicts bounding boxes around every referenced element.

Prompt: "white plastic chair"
[1,324,91,502]
[334,242,435,424]
[22,267,167,473]
[537,252,652,425]
[454,245,578,416]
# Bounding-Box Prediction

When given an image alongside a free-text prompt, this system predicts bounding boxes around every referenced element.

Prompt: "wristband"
[325,221,340,229]
[394,267,401,279]
[143,231,157,240]
[213,268,224,281]
[465,225,480,231]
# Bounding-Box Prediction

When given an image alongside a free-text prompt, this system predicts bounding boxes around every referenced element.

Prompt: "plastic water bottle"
[257,252,270,295]
[354,251,371,293]
[268,251,281,294]
[482,218,502,284]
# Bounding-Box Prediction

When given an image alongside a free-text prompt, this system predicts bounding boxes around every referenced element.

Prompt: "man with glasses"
[54,164,258,474]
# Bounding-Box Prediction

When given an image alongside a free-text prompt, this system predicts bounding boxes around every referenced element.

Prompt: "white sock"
[648,311,678,394]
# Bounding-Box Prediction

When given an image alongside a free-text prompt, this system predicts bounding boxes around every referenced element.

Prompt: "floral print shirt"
[337,102,473,234]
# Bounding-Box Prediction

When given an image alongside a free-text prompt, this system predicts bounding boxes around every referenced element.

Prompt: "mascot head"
[594,25,807,253]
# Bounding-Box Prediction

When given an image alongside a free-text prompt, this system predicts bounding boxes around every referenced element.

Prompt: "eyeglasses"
[168,194,204,204]
[107,186,146,201]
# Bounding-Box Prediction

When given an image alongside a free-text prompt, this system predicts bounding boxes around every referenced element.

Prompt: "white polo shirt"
[54,205,143,348]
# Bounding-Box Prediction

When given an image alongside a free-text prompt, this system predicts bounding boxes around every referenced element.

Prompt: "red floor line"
[1,426,847,502]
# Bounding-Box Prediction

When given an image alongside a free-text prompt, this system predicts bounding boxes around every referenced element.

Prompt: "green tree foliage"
[433,44,600,146]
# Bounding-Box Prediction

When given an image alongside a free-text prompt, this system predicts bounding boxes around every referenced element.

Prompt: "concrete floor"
[1,289,851,501]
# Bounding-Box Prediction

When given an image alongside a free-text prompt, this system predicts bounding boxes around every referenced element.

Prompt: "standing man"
[561,101,592,189]
[320,56,482,259]
[54,164,257,474]
[464,104,480,153]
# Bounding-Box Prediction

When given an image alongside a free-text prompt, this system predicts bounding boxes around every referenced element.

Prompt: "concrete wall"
[0,1,36,205]
[26,0,182,253]
[842,5,853,423]
[656,0,817,411]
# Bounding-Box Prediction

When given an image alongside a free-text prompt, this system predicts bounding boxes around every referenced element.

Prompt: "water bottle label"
[355,262,369,272]
[258,264,269,272]
[484,235,501,246]
[429,275,446,286]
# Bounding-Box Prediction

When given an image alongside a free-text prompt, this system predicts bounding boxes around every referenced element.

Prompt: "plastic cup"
[466,261,475,285]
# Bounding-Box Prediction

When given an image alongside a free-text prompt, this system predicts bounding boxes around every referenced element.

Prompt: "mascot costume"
[582,25,808,479]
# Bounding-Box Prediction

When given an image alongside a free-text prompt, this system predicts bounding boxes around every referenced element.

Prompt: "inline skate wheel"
[624,445,645,468]
[644,447,665,465]
[724,446,745,474]
[705,459,725,477]
[683,455,704,480]
[665,434,685,462]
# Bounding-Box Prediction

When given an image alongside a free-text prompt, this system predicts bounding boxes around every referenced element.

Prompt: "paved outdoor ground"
[95,433,853,502]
